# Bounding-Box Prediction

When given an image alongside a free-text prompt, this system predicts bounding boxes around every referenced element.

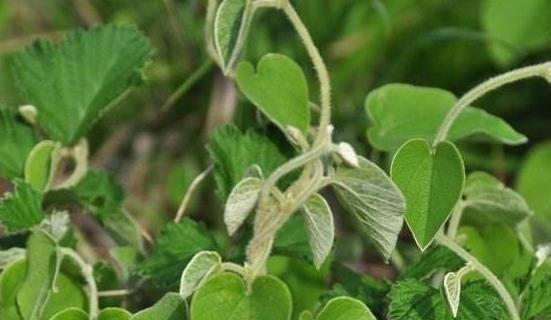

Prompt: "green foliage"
[10,25,152,145]
[391,139,465,250]
[72,170,125,222]
[302,193,334,268]
[400,246,463,280]
[132,293,187,320]
[0,109,37,180]
[332,157,405,259]
[136,219,217,287]
[0,180,44,233]
[48,308,88,320]
[481,0,551,66]
[388,279,508,320]
[462,172,532,226]
[179,251,222,299]
[207,125,287,201]
[99,308,132,320]
[365,84,526,151]
[224,177,262,235]
[190,273,292,320]
[521,274,551,320]
[236,54,311,133]
[315,297,376,320]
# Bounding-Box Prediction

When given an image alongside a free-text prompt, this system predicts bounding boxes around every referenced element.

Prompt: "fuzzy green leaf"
[190,273,292,320]
[207,125,286,202]
[136,219,217,287]
[132,293,187,320]
[462,172,532,226]
[481,0,551,66]
[302,193,334,268]
[400,246,463,280]
[236,54,310,133]
[316,297,376,320]
[179,251,221,299]
[214,0,253,73]
[391,139,465,250]
[224,177,262,235]
[365,84,527,151]
[0,108,37,180]
[332,156,405,259]
[10,25,152,145]
[0,180,44,233]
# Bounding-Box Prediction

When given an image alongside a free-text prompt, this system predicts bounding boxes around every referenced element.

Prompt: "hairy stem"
[436,234,520,320]
[433,61,551,146]
[60,248,98,320]
[282,2,332,146]
[446,201,465,239]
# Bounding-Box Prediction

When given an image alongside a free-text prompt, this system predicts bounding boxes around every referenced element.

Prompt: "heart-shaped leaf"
[179,251,222,298]
[215,0,254,73]
[316,297,376,320]
[99,308,132,320]
[302,193,334,268]
[236,54,310,133]
[224,177,262,235]
[10,25,152,145]
[332,156,405,260]
[391,139,465,250]
[190,273,292,320]
[25,140,60,192]
[132,293,187,320]
[49,308,88,320]
[365,84,527,151]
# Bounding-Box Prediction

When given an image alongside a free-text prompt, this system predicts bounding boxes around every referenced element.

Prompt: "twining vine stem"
[436,234,521,320]
[174,165,213,223]
[433,61,551,146]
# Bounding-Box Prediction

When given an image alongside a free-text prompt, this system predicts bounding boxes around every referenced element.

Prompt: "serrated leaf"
[462,172,531,226]
[400,246,463,280]
[0,108,38,180]
[72,170,125,221]
[207,125,286,202]
[365,84,527,151]
[10,25,152,145]
[391,139,465,250]
[190,273,292,320]
[388,280,507,320]
[0,180,44,233]
[136,219,217,287]
[179,251,222,299]
[481,0,551,66]
[17,231,58,320]
[236,54,310,133]
[48,308,88,320]
[332,156,405,259]
[214,0,253,73]
[302,193,334,268]
[444,265,473,318]
[99,308,132,320]
[316,297,376,320]
[521,274,551,320]
[224,177,262,235]
[132,292,187,320]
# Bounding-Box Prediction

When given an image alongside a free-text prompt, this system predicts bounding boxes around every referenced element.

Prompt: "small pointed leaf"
[316,297,376,320]
[444,265,473,318]
[224,177,262,235]
[132,293,187,320]
[302,193,334,268]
